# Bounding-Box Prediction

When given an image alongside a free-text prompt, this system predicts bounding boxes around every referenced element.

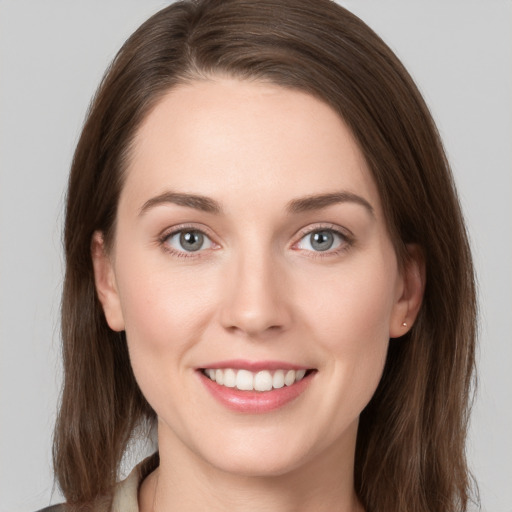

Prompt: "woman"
[47,0,477,511]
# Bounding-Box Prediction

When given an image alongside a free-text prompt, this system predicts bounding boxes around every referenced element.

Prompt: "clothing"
[36,453,158,512]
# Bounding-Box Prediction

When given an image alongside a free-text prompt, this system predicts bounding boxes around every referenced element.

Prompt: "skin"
[92,77,424,512]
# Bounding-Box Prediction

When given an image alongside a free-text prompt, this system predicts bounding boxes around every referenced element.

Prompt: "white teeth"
[204,367,310,391]
[236,369,254,391]
[254,370,273,392]
[295,369,306,381]
[284,370,296,386]
[223,368,236,388]
[272,370,285,389]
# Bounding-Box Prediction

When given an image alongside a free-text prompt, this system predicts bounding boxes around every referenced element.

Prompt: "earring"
[402,322,408,327]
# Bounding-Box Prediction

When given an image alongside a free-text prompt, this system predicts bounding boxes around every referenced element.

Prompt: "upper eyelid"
[160,223,217,241]
[293,223,353,241]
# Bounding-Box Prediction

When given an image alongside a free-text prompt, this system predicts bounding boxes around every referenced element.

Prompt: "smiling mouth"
[201,368,315,392]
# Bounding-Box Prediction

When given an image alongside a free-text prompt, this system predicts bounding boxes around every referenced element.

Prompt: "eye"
[164,229,214,253]
[295,229,347,253]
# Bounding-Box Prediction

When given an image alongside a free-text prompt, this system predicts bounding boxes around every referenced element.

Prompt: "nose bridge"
[220,237,291,336]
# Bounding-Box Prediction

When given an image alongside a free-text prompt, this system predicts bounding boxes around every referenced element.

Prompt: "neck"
[139,422,363,512]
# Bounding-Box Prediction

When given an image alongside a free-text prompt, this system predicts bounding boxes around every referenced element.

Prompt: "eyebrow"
[139,190,374,217]
[139,191,222,215]
[286,192,374,217]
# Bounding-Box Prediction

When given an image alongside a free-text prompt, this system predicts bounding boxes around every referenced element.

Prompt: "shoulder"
[35,453,159,512]
[34,453,158,512]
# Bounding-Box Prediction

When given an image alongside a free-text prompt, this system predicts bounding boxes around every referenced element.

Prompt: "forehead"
[122,77,382,217]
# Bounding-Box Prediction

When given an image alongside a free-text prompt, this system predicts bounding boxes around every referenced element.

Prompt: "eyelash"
[158,223,354,259]
[293,224,354,259]
[158,224,217,259]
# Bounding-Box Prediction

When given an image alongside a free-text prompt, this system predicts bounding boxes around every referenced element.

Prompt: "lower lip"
[198,371,315,413]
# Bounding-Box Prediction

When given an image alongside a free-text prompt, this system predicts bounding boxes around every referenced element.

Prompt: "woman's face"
[94,77,420,477]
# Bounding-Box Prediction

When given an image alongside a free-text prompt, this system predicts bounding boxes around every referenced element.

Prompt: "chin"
[206,451,306,478]
[192,428,319,478]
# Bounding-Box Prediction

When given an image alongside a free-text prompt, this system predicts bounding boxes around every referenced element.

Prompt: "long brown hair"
[54,1,478,510]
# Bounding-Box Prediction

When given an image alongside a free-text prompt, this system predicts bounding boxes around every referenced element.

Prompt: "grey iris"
[311,231,334,251]
[180,231,204,251]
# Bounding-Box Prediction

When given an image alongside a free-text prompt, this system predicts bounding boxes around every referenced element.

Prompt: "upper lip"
[197,359,313,372]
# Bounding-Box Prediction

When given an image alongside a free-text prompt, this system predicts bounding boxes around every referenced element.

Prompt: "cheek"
[112,243,221,377]
[300,254,398,347]
[113,253,223,419]
[296,250,397,403]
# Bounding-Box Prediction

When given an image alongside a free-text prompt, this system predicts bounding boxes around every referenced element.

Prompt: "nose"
[219,250,292,338]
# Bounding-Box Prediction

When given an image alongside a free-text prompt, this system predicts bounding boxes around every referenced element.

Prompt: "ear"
[389,244,426,338]
[91,231,125,332]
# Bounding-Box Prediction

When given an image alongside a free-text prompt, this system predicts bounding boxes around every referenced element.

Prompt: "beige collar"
[112,453,159,512]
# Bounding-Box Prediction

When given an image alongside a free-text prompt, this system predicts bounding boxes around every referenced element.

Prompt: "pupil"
[311,231,334,251]
[180,231,203,251]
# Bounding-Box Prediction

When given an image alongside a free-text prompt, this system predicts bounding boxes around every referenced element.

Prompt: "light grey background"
[1,1,511,511]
